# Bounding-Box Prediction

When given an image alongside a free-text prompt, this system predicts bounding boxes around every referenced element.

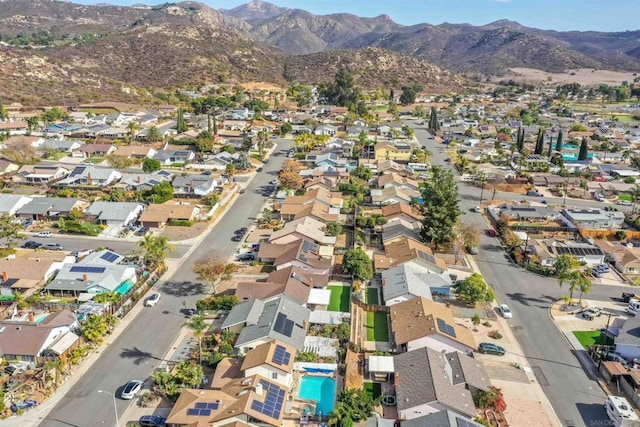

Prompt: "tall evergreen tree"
[534,128,544,155]
[0,99,6,121]
[555,129,564,152]
[547,131,554,157]
[176,108,188,133]
[429,107,440,132]
[578,137,589,161]
[419,166,461,249]
[516,128,524,153]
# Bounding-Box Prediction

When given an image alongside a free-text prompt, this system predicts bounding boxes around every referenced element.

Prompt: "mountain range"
[0,0,638,105]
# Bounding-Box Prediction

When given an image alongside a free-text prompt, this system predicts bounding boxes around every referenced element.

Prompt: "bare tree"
[192,251,238,294]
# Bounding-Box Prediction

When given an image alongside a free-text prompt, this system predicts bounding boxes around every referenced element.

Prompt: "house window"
[271,372,278,380]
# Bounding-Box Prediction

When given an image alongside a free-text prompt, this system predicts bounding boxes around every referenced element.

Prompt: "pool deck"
[283,370,343,426]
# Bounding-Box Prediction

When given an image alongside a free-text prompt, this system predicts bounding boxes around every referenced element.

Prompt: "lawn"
[573,330,614,349]
[363,382,382,399]
[327,285,351,312]
[365,287,379,305]
[366,311,389,342]
[83,157,105,164]
[618,194,633,201]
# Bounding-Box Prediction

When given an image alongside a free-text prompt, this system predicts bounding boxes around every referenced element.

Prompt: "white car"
[35,231,53,238]
[470,206,481,213]
[144,293,161,307]
[499,304,513,319]
[121,380,143,400]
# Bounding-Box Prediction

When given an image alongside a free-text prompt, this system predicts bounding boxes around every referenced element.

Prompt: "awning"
[308,289,331,306]
[46,331,80,356]
[368,355,395,373]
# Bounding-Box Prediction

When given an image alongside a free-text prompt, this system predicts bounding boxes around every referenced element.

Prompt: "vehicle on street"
[234,227,247,235]
[582,307,602,320]
[444,158,451,162]
[626,298,640,315]
[239,189,246,194]
[23,241,43,249]
[527,189,543,197]
[499,304,513,319]
[144,293,161,307]
[486,229,497,237]
[231,234,243,242]
[139,415,167,427]
[470,206,481,213]
[44,243,64,251]
[35,231,52,238]
[622,292,636,303]
[617,200,632,206]
[121,380,143,400]
[605,395,639,426]
[270,180,278,185]
[597,264,610,273]
[257,167,263,172]
[478,342,506,356]
[237,253,256,262]
[201,171,212,176]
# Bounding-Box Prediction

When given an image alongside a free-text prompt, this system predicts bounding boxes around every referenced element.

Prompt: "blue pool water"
[563,153,593,161]
[35,313,49,323]
[298,376,336,415]
[115,279,134,295]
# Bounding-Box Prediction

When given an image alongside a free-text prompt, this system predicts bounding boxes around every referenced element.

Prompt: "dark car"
[231,235,243,242]
[44,243,64,251]
[478,342,506,356]
[139,415,166,427]
[237,253,255,262]
[23,241,43,249]
[234,227,248,235]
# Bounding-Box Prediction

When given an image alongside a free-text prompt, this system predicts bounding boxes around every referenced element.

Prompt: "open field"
[497,68,637,86]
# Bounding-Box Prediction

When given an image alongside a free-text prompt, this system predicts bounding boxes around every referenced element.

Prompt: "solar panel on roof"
[456,419,477,427]
[206,402,219,410]
[100,251,119,263]
[69,266,106,274]
[250,380,284,419]
[436,318,457,338]
[273,313,296,337]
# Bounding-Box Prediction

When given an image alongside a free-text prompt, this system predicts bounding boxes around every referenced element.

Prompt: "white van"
[626,298,640,315]
[605,395,640,427]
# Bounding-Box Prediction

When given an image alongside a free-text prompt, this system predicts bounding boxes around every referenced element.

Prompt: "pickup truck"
[582,307,602,320]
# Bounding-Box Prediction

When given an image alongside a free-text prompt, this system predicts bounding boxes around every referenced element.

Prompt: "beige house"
[374,237,447,273]
[138,202,200,228]
[596,240,640,275]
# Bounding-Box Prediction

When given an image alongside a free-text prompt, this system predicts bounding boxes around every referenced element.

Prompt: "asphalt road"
[410,122,626,426]
[39,139,293,427]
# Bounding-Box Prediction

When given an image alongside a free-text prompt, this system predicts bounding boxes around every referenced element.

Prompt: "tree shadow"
[159,280,206,297]
[119,346,160,365]
[506,292,555,307]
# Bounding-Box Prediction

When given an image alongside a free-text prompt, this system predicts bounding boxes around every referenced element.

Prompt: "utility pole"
[598,311,615,367]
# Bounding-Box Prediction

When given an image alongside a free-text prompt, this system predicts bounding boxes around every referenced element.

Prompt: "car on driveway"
[44,243,64,251]
[23,241,43,249]
[139,415,167,427]
[144,293,161,307]
[121,380,143,400]
[478,342,506,356]
[35,231,52,238]
[237,252,256,262]
[499,304,513,319]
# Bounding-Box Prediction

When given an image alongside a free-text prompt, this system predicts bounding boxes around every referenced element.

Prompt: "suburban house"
[0,159,19,176]
[615,315,640,360]
[390,297,475,354]
[212,340,297,390]
[595,240,640,275]
[306,152,348,169]
[375,141,412,162]
[270,239,333,275]
[17,197,82,220]
[138,202,200,229]
[381,219,422,245]
[166,375,289,426]
[114,170,173,191]
[0,257,68,295]
[376,173,419,191]
[530,239,605,267]
[14,165,71,185]
[85,201,144,227]
[377,160,414,177]
[235,266,329,307]
[314,124,338,136]
[56,165,122,187]
[381,264,454,306]
[0,310,80,368]
[382,202,423,226]
[374,237,447,274]
[222,296,310,355]
[269,217,336,246]
[45,250,137,296]
[172,175,221,197]
[152,149,196,165]
[370,186,420,206]
[111,145,157,159]
[560,208,625,230]
[0,194,33,215]
[77,143,116,157]
[279,188,343,222]
[394,347,490,420]
[399,410,484,427]
[39,138,84,154]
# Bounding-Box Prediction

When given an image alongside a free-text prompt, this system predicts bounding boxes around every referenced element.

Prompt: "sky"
[73,0,639,32]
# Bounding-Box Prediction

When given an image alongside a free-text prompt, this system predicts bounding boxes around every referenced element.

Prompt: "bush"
[615,230,627,241]
[488,330,503,339]
[168,219,193,227]
[196,294,238,311]
[57,219,105,236]
[207,352,225,367]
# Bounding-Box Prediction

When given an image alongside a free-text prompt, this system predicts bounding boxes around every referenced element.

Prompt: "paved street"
[38,139,293,427]
[410,122,630,426]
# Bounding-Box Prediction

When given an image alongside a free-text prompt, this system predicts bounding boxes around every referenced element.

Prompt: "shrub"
[488,330,503,339]
[196,294,238,311]
[168,219,193,227]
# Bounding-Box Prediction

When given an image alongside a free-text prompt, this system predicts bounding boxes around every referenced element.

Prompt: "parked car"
[591,267,605,278]
[44,243,64,251]
[597,264,610,273]
[478,342,506,356]
[34,231,52,238]
[486,229,497,237]
[470,206,481,213]
[22,219,33,228]
[622,292,636,303]
[121,380,143,400]
[136,227,149,236]
[582,307,602,320]
[234,227,248,235]
[527,189,543,197]
[499,304,513,319]
[23,241,42,249]
[231,235,243,242]
[237,253,256,262]
[139,415,167,427]
[617,200,632,206]
[257,167,263,172]
[4,365,24,376]
[144,293,161,307]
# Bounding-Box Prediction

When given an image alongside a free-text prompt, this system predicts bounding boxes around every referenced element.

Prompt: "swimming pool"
[298,376,336,415]
[35,313,49,323]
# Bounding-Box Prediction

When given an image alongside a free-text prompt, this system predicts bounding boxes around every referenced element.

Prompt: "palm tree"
[138,235,176,271]
[184,314,207,364]
[146,125,162,142]
[577,273,593,305]
[257,130,269,160]
[81,314,108,344]
[631,185,640,214]
[127,121,140,140]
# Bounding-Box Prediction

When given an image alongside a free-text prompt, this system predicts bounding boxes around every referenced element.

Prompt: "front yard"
[327,285,351,312]
[365,311,389,342]
[573,330,614,349]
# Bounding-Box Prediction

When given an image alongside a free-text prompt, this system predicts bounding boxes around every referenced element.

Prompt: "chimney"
[87,172,93,184]
[382,278,387,287]
[394,373,399,386]
[1,271,7,282]
[303,320,307,330]
[136,176,141,183]
[82,274,88,282]
[255,383,263,396]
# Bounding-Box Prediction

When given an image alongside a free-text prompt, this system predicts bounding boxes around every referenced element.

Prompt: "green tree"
[280,122,292,135]
[176,108,188,133]
[471,313,481,331]
[184,315,208,364]
[428,106,440,132]
[93,292,120,305]
[173,361,204,388]
[321,69,361,111]
[342,248,373,281]
[350,165,373,181]
[578,137,589,161]
[138,235,175,270]
[534,128,544,155]
[455,273,496,304]
[127,121,140,139]
[555,129,564,152]
[192,250,238,294]
[225,163,236,178]
[553,254,578,277]
[256,130,269,160]
[81,314,108,344]
[142,180,174,204]
[399,84,423,105]
[327,222,343,237]
[419,166,461,249]
[329,388,380,426]
[146,126,162,142]
[0,99,6,121]
[142,158,162,173]
[0,214,25,248]
[577,273,592,304]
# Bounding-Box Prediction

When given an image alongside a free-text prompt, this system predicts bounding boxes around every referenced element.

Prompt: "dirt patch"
[498,67,636,86]
[160,221,209,242]
[501,398,555,427]
[345,348,363,389]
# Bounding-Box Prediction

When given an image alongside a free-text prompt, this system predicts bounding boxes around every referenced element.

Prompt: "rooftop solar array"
[186,408,211,416]
[417,250,437,265]
[100,251,119,263]
[554,246,604,257]
[186,401,219,416]
[273,313,295,337]
[250,379,285,419]
[69,266,106,274]
[436,318,457,338]
[457,418,479,427]
[272,344,291,366]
